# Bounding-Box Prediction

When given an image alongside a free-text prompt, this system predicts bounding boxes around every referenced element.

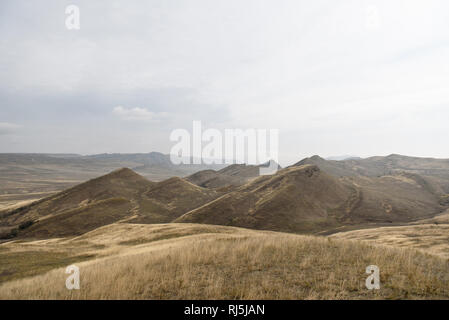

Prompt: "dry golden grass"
[331,221,449,260]
[412,210,449,225]
[0,223,251,285]
[0,198,42,212]
[0,223,448,300]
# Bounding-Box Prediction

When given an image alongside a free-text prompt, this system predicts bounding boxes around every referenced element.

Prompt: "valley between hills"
[0,153,449,299]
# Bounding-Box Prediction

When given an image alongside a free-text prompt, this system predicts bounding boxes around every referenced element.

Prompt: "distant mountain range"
[0,152,227,201]
[325,155,361,161]
[0,152,225,175]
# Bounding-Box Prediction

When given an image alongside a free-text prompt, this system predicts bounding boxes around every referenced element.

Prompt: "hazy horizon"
[1,0,449,165]
[1,151,449,169]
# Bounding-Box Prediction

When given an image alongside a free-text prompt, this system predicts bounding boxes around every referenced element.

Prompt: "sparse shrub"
[1,228,19,239]
[18,220,35,230]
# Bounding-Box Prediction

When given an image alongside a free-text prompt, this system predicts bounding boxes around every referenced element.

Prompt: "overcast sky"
[1,0,448,166]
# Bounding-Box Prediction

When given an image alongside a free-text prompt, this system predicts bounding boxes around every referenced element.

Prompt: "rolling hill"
[294,154,449,193]
[0,168,218,239]
[177,165,354,233]
[177,161,447,233]
[0,223,448,299]
[0,152,225,212]
[0,168,151,238]
[186,161,281,190]
[130,176,219,224]
[2,154,448,239]
[331,209,449,259]
[186,164,260,189]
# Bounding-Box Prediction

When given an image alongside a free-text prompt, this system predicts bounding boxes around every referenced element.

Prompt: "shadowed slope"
[342,173,444,224]
[186,169,249,189]
[293,155,447,226]
[177,165,353,233]
[186,161,282,189]
[1,168,153,225]
[0,168,153,239]
[294,154,449,193]
[178,162,447,232]
[0,168,222,239]
[131,177,219,223]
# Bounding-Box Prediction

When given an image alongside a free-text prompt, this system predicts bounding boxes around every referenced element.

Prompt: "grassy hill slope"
[130,177,219,224]
[0,223,448,299]
[177,162,447,233]
[331,210,449,259]
[295,154,449,193]
[177,165,355,233]
[0,169,218,239]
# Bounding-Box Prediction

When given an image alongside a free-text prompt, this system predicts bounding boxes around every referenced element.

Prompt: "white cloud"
[112,106,168,122]
[0,122,21,135]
